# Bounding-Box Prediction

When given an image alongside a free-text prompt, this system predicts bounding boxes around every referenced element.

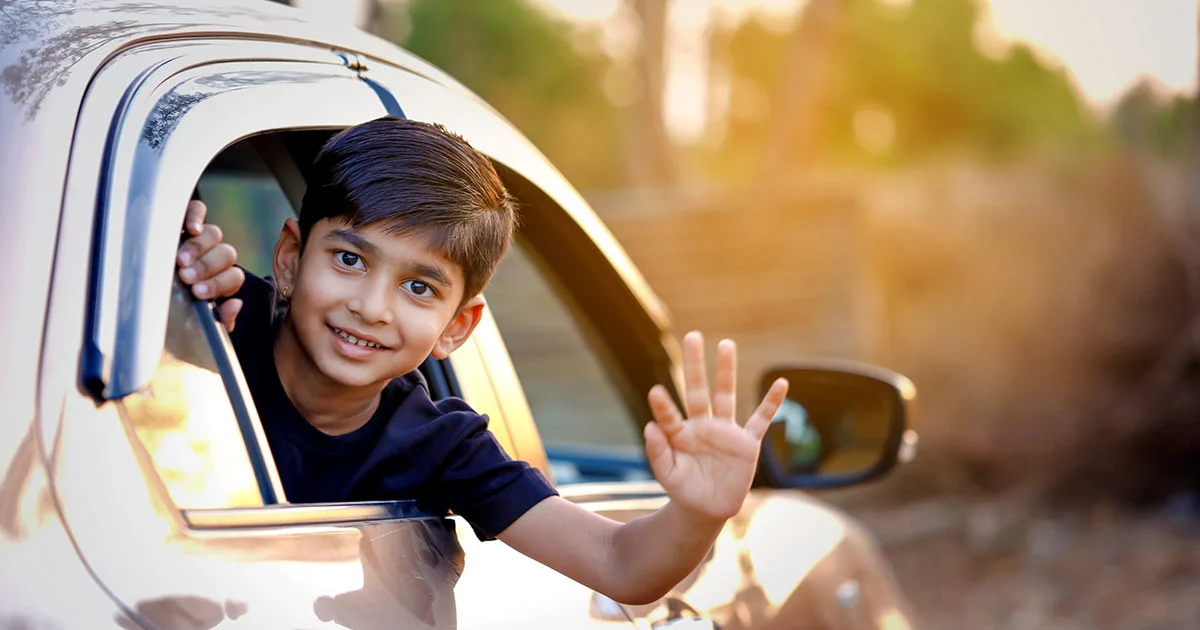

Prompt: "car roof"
[0,0,479,117]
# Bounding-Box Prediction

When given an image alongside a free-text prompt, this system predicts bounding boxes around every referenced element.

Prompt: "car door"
[39,38,471,629]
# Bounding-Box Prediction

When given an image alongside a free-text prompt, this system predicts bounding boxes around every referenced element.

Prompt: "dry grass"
[859,158,1200,502]
[866,500,1200,630]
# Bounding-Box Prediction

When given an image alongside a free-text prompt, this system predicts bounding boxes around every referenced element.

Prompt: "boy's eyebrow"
[327,228,454,288]
[409,262,452,288]
[328,228,380,257]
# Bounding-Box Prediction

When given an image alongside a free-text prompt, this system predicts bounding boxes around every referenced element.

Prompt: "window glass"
[486,242,649,483]
[117,281,263,509]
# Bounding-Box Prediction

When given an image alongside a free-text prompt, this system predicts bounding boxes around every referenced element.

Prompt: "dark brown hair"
[298,116,517,305]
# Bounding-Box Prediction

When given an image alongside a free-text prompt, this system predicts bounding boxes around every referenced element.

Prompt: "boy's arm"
[176,199,244,332]
[497,332,789,605]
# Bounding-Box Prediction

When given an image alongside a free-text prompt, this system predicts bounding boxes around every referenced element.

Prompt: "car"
[0,1,918,628]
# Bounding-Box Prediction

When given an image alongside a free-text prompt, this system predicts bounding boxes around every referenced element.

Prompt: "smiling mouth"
[330,326,389,350]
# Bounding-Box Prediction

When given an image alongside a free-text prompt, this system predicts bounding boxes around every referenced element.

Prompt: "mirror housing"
[756,361,916,490]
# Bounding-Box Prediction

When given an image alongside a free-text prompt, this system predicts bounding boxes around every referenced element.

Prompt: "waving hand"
[643,331,789,521]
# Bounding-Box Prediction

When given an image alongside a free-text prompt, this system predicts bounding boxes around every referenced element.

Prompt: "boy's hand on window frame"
[643,331,789,522]
[177,200,244,333]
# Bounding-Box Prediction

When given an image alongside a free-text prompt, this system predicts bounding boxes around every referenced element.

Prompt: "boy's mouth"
[330,326,390,350]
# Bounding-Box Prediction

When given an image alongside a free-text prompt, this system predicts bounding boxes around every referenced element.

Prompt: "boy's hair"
[298,116,517,305]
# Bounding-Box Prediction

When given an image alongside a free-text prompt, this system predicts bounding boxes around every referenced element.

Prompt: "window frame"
[83,42,471,526]
[84,47,386,402]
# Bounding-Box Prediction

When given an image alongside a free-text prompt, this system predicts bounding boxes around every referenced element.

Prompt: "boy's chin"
[313,360,386,390]
[317,357,421,389]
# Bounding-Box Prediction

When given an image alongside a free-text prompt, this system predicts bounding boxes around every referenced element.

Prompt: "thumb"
[184,199,207,236]
[643,421,675,480]
[218,298,243,334]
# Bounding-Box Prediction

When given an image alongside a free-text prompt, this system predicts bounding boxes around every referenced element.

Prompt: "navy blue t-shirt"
[227,272,557,538]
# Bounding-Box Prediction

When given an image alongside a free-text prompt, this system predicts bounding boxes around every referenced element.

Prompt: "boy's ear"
[272,218,303,291]
[431,295,486,359]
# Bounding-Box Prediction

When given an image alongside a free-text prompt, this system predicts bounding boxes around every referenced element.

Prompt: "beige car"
[0,1,917,628]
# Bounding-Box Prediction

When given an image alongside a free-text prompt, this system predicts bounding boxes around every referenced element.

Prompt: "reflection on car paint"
[114,594,238,630]
[109,518,465,630]
[142,92,214,151]
[142,71,337,151]
[314,519,463,629]
[118,281,263,509]
[0,1,303,120]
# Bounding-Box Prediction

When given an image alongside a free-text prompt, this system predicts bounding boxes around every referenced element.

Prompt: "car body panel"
[0,420,134,628]
[48,368,463,629]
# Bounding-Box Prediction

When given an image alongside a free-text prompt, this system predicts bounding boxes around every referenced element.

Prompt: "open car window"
[195,136,304,277]
[487,241,650,484]
[88,51,461,524]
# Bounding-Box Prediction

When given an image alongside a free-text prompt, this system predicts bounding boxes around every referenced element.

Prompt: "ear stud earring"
[281,285,292,299]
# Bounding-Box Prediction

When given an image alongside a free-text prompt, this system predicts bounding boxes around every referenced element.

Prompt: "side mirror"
[757,362,916,490]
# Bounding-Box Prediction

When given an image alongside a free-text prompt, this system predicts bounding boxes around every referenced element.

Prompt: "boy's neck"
[273,321,383,436]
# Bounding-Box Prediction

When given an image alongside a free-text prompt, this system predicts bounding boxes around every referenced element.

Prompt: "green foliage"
[711,0,1100,173]
[379,0,624,191]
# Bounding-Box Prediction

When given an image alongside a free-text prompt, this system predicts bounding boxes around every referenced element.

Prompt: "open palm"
[643,332,789,521]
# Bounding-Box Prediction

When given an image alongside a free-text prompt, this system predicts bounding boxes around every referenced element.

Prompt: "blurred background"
[283,1,1200,626]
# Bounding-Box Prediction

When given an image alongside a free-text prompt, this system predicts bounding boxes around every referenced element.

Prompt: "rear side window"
[487,241,649,483]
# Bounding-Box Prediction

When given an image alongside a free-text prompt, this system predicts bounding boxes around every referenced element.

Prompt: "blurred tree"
[625,0,678,187]
[375,0,625,191]
[707,0,1099,179]
[1190,11,1200,217]
[764,0,843,175]
[1110,79,1195,157]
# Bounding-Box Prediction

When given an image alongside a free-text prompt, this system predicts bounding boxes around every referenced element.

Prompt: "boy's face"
[274,217,484,390]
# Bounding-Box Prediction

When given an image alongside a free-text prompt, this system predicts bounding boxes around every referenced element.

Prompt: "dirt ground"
[844,494,1200,630]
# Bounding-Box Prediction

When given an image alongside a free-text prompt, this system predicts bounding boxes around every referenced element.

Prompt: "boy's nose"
[348,279,393,325]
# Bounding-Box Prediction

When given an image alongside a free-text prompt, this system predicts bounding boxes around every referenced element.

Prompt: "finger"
[177,224,223,268]
[743,378,790,440]
[682,331,711,418]
[189,242,237,283]
[218,298,243,333]
[179,242,236,286]
[183,200,207,236]
[643,421,675,480]
[192,266,244,301]
[712,338,736,422]
[647,384,685,437]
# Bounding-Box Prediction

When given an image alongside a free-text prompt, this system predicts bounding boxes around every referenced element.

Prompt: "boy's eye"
[336,251,364,270]
[402,279,432,297]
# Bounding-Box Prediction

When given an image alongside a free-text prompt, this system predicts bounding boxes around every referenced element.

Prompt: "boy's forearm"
[498,495,730,606]
[605,500,726,605]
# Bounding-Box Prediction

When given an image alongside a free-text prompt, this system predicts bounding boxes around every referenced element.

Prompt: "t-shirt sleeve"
[432,398,558,540]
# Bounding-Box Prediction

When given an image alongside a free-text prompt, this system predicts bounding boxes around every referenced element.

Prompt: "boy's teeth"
[336,329,380,349]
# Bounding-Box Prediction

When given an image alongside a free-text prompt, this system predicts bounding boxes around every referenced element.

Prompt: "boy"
[177,116,788,606]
